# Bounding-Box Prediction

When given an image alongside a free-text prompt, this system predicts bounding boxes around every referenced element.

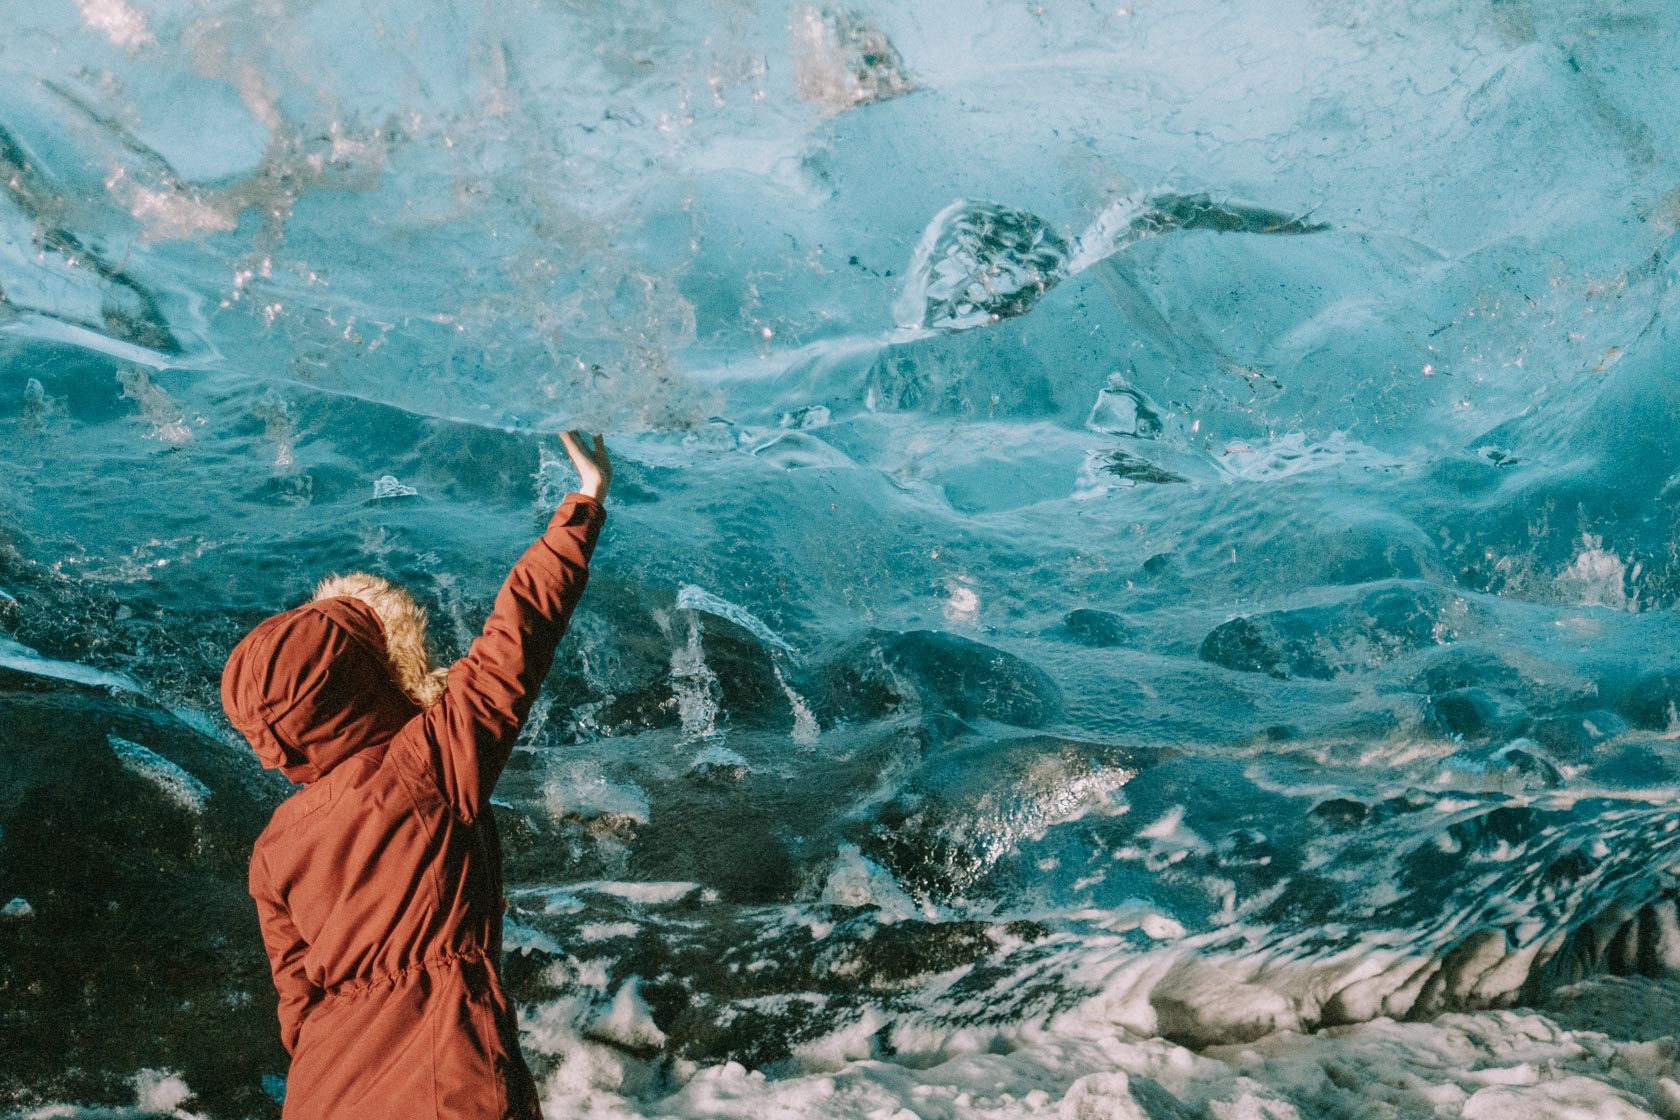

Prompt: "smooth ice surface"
[4,1,1680,1117]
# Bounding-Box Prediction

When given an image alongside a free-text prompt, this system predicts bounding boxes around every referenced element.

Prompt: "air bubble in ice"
[688,744,751,783]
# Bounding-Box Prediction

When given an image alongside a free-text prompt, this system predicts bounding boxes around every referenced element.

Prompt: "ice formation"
[4,0,1680,1117]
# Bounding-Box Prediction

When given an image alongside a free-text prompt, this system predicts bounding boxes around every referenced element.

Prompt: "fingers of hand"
[558,431,607,493]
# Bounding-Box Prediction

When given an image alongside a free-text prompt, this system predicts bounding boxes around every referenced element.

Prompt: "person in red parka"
[223,431,612,1120]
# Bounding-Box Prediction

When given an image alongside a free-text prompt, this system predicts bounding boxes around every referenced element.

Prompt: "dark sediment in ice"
[0,674,284,1116]
[1198,582,1459,681]
[815,628,1063,727]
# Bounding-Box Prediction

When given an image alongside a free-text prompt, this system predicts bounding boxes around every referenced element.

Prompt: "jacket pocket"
[430,960,503,1119]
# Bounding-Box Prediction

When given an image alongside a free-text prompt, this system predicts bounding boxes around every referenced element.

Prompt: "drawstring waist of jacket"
[321,946,490,1000]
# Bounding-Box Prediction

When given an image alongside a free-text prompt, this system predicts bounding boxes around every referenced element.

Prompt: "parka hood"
[222,575,443,783]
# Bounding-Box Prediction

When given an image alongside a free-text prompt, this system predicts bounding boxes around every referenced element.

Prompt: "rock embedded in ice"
[1487,741,1563,788]
[0,675,283,1112]
[1309,798,1370,830]
[1430,688,1531,741]
[823,916,1011,989]
[818,628,1063,727]
[1062,608,1134,648]
[790,6,915,114]
[664,600,801,732]
[862,736,1139,898]
[895,200,1072,332]
[1530,710,1627,758]
[1199,584,1454,681]
[1199,615,1313,680]
[1413,646,1526,697]
[1616,670,1680,731]
[546,592,812,740]
[1438,740,1563,792]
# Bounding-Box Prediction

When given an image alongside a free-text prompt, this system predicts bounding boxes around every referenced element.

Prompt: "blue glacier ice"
[5,1,1680,1117]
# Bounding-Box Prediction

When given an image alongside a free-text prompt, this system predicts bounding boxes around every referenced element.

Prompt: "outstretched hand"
[560,431,611,502]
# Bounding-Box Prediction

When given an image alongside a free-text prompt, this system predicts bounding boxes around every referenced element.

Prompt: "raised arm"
[400,432,610,821]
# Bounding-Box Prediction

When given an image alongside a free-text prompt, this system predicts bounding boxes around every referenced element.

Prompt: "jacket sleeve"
[249,851,320,1056]
[406,493,605,821]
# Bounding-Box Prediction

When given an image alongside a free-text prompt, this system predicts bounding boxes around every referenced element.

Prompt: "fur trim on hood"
[313,572,448,708]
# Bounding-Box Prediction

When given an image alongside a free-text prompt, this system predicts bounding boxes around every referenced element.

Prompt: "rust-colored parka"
[223,495,605,1120]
